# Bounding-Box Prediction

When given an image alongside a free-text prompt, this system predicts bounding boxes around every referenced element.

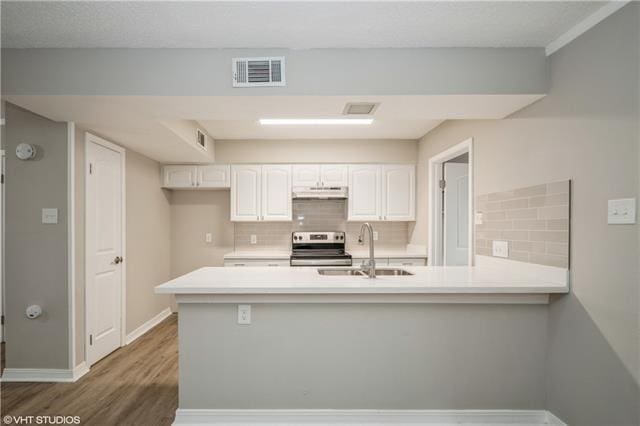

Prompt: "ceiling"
[4,94,543,162]
[1,1,606,49]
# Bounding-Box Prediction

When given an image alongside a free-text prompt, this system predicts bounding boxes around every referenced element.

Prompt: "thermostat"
[16,143,36,160]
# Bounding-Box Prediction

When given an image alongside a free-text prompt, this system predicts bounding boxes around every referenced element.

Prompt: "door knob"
[113,256,124,265]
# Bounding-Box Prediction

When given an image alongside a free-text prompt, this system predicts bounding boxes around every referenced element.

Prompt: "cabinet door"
[292,165,321,187]
[163,165,197,188]
[230,165,261,221]
[198,165,230,188]
[348,165,381,221]
[320,164,348,187]
[262,165,292,221]
[382,164,415,221]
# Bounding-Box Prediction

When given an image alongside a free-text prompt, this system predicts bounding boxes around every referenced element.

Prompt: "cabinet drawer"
[352,257,389,267]
[387,258,426,267]
[224,259,290,267]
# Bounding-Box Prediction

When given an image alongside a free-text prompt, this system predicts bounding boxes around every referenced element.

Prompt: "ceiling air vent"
[343,102,379,115]
[232,57,286,87]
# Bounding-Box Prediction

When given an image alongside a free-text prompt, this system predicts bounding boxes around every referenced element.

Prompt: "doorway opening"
[427,138,473,266]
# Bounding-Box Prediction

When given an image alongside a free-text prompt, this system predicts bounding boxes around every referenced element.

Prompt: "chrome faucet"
[358,223,376,278]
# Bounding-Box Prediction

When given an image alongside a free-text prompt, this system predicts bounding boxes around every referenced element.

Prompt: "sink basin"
[317,268,413,276]
[373,268,414,276]
[317,268,366,276]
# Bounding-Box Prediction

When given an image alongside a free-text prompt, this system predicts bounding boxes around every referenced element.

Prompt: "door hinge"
[439,179,446,190]
[1,315,4,325]
[89,334,93,345]
[89,163,93,174]
[1,174,4,184]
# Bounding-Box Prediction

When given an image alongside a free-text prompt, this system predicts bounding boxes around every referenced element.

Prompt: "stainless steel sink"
[317,268,366,276]
[317,268,413,276]
[373,268,414,276]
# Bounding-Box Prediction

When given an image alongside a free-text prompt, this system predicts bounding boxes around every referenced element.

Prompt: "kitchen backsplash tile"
[234,199,409,251]
[475,180,570,268]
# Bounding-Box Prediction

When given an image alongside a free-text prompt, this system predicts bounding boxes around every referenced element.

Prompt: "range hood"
[292,186,348,200]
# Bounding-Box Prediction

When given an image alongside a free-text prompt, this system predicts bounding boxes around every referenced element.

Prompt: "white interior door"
[86,136,124,366]
[444,162,469,266]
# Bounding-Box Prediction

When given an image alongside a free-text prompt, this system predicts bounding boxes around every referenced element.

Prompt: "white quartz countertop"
[155,265,569,295]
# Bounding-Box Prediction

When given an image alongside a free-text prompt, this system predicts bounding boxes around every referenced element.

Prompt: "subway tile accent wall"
[475,180,570,268]
[234,200,409,251]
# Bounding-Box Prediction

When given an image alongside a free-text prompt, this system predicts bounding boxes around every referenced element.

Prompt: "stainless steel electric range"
[290,231,352,267]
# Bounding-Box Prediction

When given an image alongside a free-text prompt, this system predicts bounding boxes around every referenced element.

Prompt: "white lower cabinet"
[231,165,292,222]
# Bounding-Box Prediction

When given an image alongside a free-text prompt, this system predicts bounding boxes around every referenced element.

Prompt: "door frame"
[84,132,126,367]
[427,138,474,266]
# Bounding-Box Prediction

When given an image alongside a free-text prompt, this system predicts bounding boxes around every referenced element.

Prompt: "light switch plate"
[237,305,251,325]
[205,233,212,243]
[475,212,484,225]
[608,198,636,224]
[372,231,379,241]
[42,208,58,224]
[250,234,257,244]
[492,240,509,258]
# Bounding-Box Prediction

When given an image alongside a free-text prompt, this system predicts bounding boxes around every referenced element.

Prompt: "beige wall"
[74,132,173,365]
[215,139,418,164]
[412,5,639,424]
[5,103,69,369]
[170,191,233,278]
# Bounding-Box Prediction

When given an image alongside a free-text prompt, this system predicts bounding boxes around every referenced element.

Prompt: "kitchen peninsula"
[156,258,568,424]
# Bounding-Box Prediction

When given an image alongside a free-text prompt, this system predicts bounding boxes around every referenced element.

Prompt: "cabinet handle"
[268,263,278,267]
[402,262,412,266]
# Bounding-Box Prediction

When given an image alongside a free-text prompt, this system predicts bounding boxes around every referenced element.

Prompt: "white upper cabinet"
[292,164,347,187]
[163,164,230,189]
[382,164,415,221]
[163,165,197,188]
[348,165,382,221]
[292,165,321,187]
[231,165,262,221]
[231,165,292,222]
[320,164,348,187]
[261,165,292,221]
[198,165,230,188]
[348,164,415,221]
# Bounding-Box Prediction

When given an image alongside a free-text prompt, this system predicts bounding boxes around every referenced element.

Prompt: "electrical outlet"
[237,305,251,325]
[608,198,636,224]
[42,208,58,224]
[475,212,484,225]
[250,234,257,245]
[492,240,509,258]
[372,231,379,241]
[205,233,212,243]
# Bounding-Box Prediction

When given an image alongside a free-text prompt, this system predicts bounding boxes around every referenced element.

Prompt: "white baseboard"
[125,307,172,345]
[1,361,90,383]
[172,409,566,425]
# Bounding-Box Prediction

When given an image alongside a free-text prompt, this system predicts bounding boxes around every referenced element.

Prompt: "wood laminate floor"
[1,314,178,425]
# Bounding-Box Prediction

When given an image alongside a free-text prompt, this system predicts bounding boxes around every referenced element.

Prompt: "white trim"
[545,1,630,56]
[126,308,172,345]
[545,411,568,426]
[67,122,76,370]
[2,361,88,383]
[475,255,569,288]
[84,132,127,367]
[427,138,473,267]
[173,409,566,425]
